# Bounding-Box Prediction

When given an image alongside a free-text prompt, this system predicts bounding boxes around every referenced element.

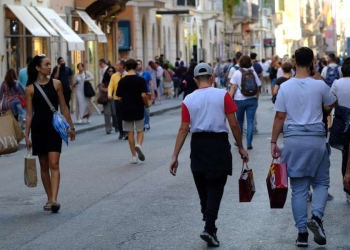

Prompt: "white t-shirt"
[230,67,262,100]
[321,63,342,79]
[100,66,108,83]
[331,78,350,108]
[228,64,239,79]
[260,62,269,77]
[274,77,336,125]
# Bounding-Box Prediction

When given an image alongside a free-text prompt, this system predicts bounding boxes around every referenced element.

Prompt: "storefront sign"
[118,20,131,51]
[264,38,275,48]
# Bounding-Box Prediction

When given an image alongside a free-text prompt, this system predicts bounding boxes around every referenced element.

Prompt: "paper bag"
[24,151,37,187]
[0,112,19,155]
[266,160,288,208]
[1,110,25,143]
[239,163,256,202]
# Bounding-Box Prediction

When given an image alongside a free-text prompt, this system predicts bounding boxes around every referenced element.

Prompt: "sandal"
[51,202,61,213]
[43,201,52,211]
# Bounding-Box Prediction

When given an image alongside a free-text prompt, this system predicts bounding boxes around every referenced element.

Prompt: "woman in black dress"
[25,55,76,213]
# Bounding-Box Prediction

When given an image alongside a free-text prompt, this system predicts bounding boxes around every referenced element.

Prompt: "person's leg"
[144,108,150,128]
[311,151,330,219]
[234,100,245,135]
[110,100,118,131]
[270,78,276,96]
[204,173,228,233]
[123,121,136,156]
[64,91,71,110]
[135,120,145,161]
[290,177,311,233]
[38,155,52,202]
[115,100,124,138]
[103,102,112,133]
[342,143,350,193]
[48,152,61,203]
[192,172,207,221]
[245,98,258,147]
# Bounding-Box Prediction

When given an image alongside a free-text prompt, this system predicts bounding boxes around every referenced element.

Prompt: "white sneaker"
[130,156,138,164]
[87,118,90,123]
[78,119,83,124]
[135,144,145,161]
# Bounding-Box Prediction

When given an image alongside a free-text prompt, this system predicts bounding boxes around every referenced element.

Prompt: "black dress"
[31,79,62,156]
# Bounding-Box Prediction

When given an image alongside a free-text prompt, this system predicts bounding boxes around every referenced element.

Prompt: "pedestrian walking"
[24,55,76,213]
[116,59,149,164]
[163,63,175,99]
[271,47,337,247]
[136,60,154,131]
[229,55,261,149]
[178,62,198,99]
[108,60,127,139]
[169,63,248,247]
[74,63,94,124]
[51,57,74,110]
[154,61,164,104]
[330,57,350,203]
[272,60,293,103]
[101,65,118,134]
[0,68,25,121]
[321,53,342,87]
[18,56,32,88]
[269,55,280,96]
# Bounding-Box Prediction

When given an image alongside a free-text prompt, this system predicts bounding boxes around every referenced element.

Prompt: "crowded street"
[1,95,349,250]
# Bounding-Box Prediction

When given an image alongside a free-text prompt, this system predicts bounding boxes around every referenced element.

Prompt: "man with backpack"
[226,52,242,89]
[321,53,342,87]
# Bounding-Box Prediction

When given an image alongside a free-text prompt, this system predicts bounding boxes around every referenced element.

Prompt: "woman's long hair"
[102,66,116,86]
[27,55,45,86]
[4,68,17,89]
[187,62,197,77]
[148,61,157,71]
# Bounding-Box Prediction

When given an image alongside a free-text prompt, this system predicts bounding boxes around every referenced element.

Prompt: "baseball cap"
[194,63,212,77]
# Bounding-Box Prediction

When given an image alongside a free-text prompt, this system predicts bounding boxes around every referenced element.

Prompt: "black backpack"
[239,69,258,96]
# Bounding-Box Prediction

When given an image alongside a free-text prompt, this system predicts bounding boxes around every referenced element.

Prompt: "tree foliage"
[223,0,241,18]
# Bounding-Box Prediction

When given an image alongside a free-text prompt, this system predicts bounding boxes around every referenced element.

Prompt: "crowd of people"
[1,48,350,247]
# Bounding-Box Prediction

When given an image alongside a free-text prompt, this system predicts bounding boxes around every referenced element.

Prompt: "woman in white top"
[229,55,261,149]
[331,57,350,202]
[74,63,94,123]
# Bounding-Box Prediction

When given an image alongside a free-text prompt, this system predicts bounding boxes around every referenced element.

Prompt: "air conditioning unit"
[262,8,272,17]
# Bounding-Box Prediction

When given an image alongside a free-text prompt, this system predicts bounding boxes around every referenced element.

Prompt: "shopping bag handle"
[26,150,32,157]
[241,162,250,174]
[271,158,280,165]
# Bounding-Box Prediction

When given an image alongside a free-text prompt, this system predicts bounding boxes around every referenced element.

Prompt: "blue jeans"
[234,98,258,146]
[290,150,330,233]
[144,107,150,126]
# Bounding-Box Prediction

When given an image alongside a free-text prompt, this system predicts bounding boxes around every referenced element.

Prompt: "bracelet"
[271,141,277,144]
[70,127,75,131]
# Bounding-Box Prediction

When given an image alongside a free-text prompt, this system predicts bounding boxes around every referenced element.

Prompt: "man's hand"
[108,96,113,100]
[169,157,179,176]
[271,143,281,159]
[239,148,249,163]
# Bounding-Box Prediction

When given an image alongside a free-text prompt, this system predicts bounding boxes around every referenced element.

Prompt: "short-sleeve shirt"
[137,70,152,92]
[331,78,350,108]
[18,67,27,88]
[274,77,336,125]
[230,68,262,101]
[182,87,238,133]
[51,66,73,92]
[116,75,148,121]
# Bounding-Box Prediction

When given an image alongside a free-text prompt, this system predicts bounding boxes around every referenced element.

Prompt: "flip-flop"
[43,201,52,211]
[51,202,61,213]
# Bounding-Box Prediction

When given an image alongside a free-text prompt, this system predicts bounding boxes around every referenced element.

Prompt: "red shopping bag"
[239,163,255,202]
[266,160,288,208]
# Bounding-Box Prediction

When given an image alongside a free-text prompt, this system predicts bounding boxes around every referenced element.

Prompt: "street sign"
[264,38,275,48]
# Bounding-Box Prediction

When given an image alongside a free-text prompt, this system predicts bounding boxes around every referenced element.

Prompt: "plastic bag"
[52,112,70,145]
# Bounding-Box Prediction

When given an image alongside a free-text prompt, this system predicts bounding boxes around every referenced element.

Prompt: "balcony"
[232,2,258,24]
[137,0,166,8]
[174,0,196,7]
[77,0,129,19]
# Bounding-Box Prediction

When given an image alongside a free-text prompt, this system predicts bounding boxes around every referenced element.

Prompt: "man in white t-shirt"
[226,52,242,87]
[271,47,337,247]
[259,59,270,93]
[321,53,342,87]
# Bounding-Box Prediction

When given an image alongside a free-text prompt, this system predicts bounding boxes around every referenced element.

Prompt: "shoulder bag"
[34,82,70,145]
[83,71,96,98]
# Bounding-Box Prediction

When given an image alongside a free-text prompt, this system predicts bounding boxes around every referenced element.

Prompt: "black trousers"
[342,143,350,193]
[192,171,228,233]
[63,91,71,110]
[114,100,124,134]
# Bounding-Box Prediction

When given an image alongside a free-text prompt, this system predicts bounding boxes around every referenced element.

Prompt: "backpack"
[325,66,340,87]
[239,69,258,96]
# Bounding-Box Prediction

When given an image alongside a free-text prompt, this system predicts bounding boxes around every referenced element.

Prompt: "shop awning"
[76,10,107,43]
[36,7,85,51]
[6,5,51,37]
[27,7,59,37]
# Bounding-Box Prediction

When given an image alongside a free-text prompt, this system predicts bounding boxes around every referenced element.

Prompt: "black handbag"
[83,71,96,98]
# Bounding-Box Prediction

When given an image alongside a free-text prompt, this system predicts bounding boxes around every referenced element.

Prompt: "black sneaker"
[307,215,326,245]
[295,232,308,247]
[118,133,123,140]
[200,229,220,247]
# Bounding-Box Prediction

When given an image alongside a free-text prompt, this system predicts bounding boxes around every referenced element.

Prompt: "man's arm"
[108,74,115,98]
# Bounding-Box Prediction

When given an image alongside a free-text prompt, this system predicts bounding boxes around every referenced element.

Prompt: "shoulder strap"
[34,82,56,113]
